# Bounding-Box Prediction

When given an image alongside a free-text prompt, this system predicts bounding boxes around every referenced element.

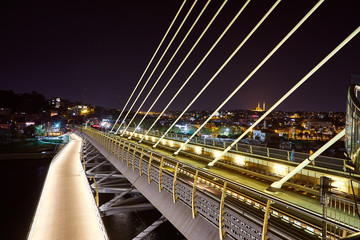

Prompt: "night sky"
[1,0,359,112]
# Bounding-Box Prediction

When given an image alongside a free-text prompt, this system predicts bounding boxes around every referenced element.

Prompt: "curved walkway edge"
[28,133,108,240]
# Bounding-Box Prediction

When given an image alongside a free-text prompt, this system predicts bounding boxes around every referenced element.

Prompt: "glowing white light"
[331,176,347,192]
[235,156,245,166]
[273,164,287,176]
[213,150,222,158]
[194,146,202,154]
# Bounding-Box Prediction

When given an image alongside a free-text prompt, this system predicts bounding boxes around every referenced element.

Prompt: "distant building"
[71,105,94,115]
[252,102,265,112]
[303,119,332,129]
[49,97,61,109]
[253,129,278,142]
[0,108,11,129]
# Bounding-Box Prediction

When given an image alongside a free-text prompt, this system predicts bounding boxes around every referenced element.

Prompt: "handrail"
[80,127,358,237]
[121,127,345,170]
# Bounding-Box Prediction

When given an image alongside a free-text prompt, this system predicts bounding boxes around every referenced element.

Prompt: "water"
[2,159,184,240]
[1,158,51,240]
[102,207,185,240]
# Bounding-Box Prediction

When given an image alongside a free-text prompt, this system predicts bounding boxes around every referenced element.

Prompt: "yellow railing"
[79,127,356,239]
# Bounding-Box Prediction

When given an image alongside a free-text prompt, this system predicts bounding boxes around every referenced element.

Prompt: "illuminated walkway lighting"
[28,134,107,240]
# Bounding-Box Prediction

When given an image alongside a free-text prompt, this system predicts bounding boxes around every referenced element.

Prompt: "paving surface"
[28,133,107,240]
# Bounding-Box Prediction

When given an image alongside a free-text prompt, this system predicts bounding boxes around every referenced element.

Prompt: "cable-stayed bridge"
[29,1,360,239]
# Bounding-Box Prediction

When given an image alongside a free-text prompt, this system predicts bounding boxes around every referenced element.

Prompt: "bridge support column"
[132,215,167,240]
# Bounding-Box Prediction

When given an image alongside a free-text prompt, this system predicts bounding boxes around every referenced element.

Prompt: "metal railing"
[81,127,359,240]
[121,127,345,171]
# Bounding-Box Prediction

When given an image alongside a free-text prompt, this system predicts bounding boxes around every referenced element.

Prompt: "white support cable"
[128,0,229,140]
[268,129,345,191]
[123,0,212,136]
[110,0,187,132]
[153,0,281,148]
[208,25,360,167]
[174,0,324,155]
[115,0,199,134]
[138,0,251,143]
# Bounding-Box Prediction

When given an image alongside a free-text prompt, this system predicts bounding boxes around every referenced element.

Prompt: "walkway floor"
[28,134,107,240]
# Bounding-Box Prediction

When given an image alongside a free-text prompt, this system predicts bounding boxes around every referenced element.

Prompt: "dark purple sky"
[1,0,359,112]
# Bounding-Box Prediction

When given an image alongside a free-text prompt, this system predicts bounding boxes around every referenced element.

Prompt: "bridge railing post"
[132,146,137,171]
[139,149,144,176]
[262,199,272,240]
[148,153,153,183]
[111,137,114,154]
[173,162,179,203]
[126,143,131,166]
[158,156,164,192]
[122,142,126,162]
[192,170,199,219]
[117,140,121,158]
[219,181,227,240]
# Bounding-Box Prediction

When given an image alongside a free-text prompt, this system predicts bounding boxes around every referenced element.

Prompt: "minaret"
[263,102,266,111]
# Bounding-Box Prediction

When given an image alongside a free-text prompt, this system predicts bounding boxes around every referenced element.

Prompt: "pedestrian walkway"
[28,133,107,240]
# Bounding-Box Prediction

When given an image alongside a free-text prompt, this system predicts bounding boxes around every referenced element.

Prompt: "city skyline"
[1,0,359,112]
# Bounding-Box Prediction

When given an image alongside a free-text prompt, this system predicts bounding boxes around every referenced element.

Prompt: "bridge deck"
[28,134,107,240]
[126,137,326,216]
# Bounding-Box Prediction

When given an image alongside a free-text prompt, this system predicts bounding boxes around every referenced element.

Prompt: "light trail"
[123,0,211,135]
[127,0,228,140]
[110,0,187,132]
[115,0,199,134]
[137,0,251,143]
[173,0,324,155]
[152,0,281,148]
[208,25,360,167]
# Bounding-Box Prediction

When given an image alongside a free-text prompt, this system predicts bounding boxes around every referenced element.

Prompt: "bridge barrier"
[124,127,345,171]
[122,128,360,198]
[80,127,359,240]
